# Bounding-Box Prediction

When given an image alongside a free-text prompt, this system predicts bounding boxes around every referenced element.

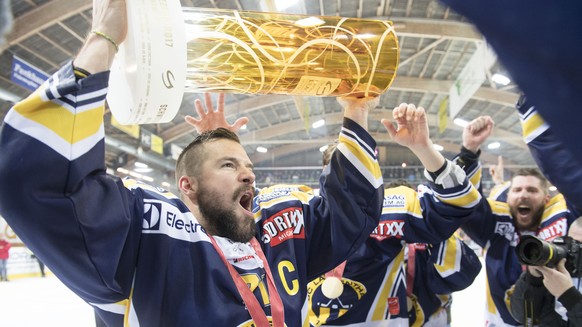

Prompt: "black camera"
[516,235,582,277]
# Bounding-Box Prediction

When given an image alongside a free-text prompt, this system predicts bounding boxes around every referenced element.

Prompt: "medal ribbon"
[209,236,285,327]
[324,260,347,279]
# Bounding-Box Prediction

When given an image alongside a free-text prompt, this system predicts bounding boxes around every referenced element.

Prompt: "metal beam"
[247,110,526,164]
[388,18,482,41]
[162,79,518,143]
[1,0,91,53]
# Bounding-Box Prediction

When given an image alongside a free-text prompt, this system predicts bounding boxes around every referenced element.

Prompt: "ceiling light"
[319,145,328,152]
[134,162,148,168]
[492,73,511,86]
[129,171,143,179]
[0,88,21,103]
[162,182,171,188]
[116,168,129,174]
[454,118,468,128]
[142,176,154,182]
[240,124,247,130]
[487,142,501,149]
[433,144,444,151]
[134,167,153,173]
[275,0,298,11]
[401,162,407,168]
[312,119,326,129]
[256,146,268,153]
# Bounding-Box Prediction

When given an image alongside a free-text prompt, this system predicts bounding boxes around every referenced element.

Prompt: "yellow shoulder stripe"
[14,98,104,144]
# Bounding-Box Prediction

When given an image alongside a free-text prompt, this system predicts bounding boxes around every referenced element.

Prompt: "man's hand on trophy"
[337,96,380,112]
[91,0,128,47]
[185,93,249,134]
[337,83,382,111]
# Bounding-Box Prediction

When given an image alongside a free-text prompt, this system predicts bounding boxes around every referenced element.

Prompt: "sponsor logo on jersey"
[261,207,305,246]
[143,202,162,230]
[388,297,400,315]
[256,191,290,203]
[143,199,207,242]
[233,255,255,263]
[383,194,406,208]
[370,220,405,241]
[494,221,519,245]
[537,218,567,241]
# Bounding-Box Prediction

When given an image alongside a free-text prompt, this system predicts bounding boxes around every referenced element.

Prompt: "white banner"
[449,42,488,118]
[108,0,186,124]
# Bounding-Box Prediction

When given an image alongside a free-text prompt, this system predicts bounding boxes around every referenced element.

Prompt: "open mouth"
[517,205,531,216]
[239,190,253,212]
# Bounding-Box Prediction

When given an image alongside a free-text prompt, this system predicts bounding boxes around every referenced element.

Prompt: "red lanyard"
[209,236,285,327]
[325,261,347,279]
[406,244,416,297]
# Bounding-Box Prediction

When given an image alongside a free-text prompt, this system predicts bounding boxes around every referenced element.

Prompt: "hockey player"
[457,112,576,326]
[0,1,386,326]
[306,104,485,326]
[405,234,481,326]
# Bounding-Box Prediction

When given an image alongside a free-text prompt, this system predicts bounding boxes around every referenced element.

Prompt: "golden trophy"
[108,0,399,124]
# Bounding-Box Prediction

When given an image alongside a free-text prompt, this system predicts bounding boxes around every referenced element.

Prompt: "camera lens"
[518,237,546,265]
[516,235,567,268]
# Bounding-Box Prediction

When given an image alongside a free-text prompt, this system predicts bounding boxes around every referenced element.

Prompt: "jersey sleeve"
[308,119,384,275]
[402,160,484,244]
[0,63,141,303]
[425,235,482,294]
[517,94,582,214]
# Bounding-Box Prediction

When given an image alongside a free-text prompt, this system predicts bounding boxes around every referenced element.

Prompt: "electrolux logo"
[142,199,208,243]
[143,202,162,230]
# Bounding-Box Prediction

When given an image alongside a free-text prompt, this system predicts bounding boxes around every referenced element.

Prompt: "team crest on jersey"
[383,194,406,208]
[307,276,367,326]
[370,220,405,241]
[261,207,305,246]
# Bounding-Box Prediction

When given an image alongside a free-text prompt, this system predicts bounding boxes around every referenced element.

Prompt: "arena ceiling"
[0,0,532,187]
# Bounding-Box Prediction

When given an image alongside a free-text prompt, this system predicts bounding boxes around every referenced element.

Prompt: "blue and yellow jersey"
[306,176,484,326]
[0,63,384,327]
[488,181,511,203]
[407,235,481,327]
[461,160,573,326]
